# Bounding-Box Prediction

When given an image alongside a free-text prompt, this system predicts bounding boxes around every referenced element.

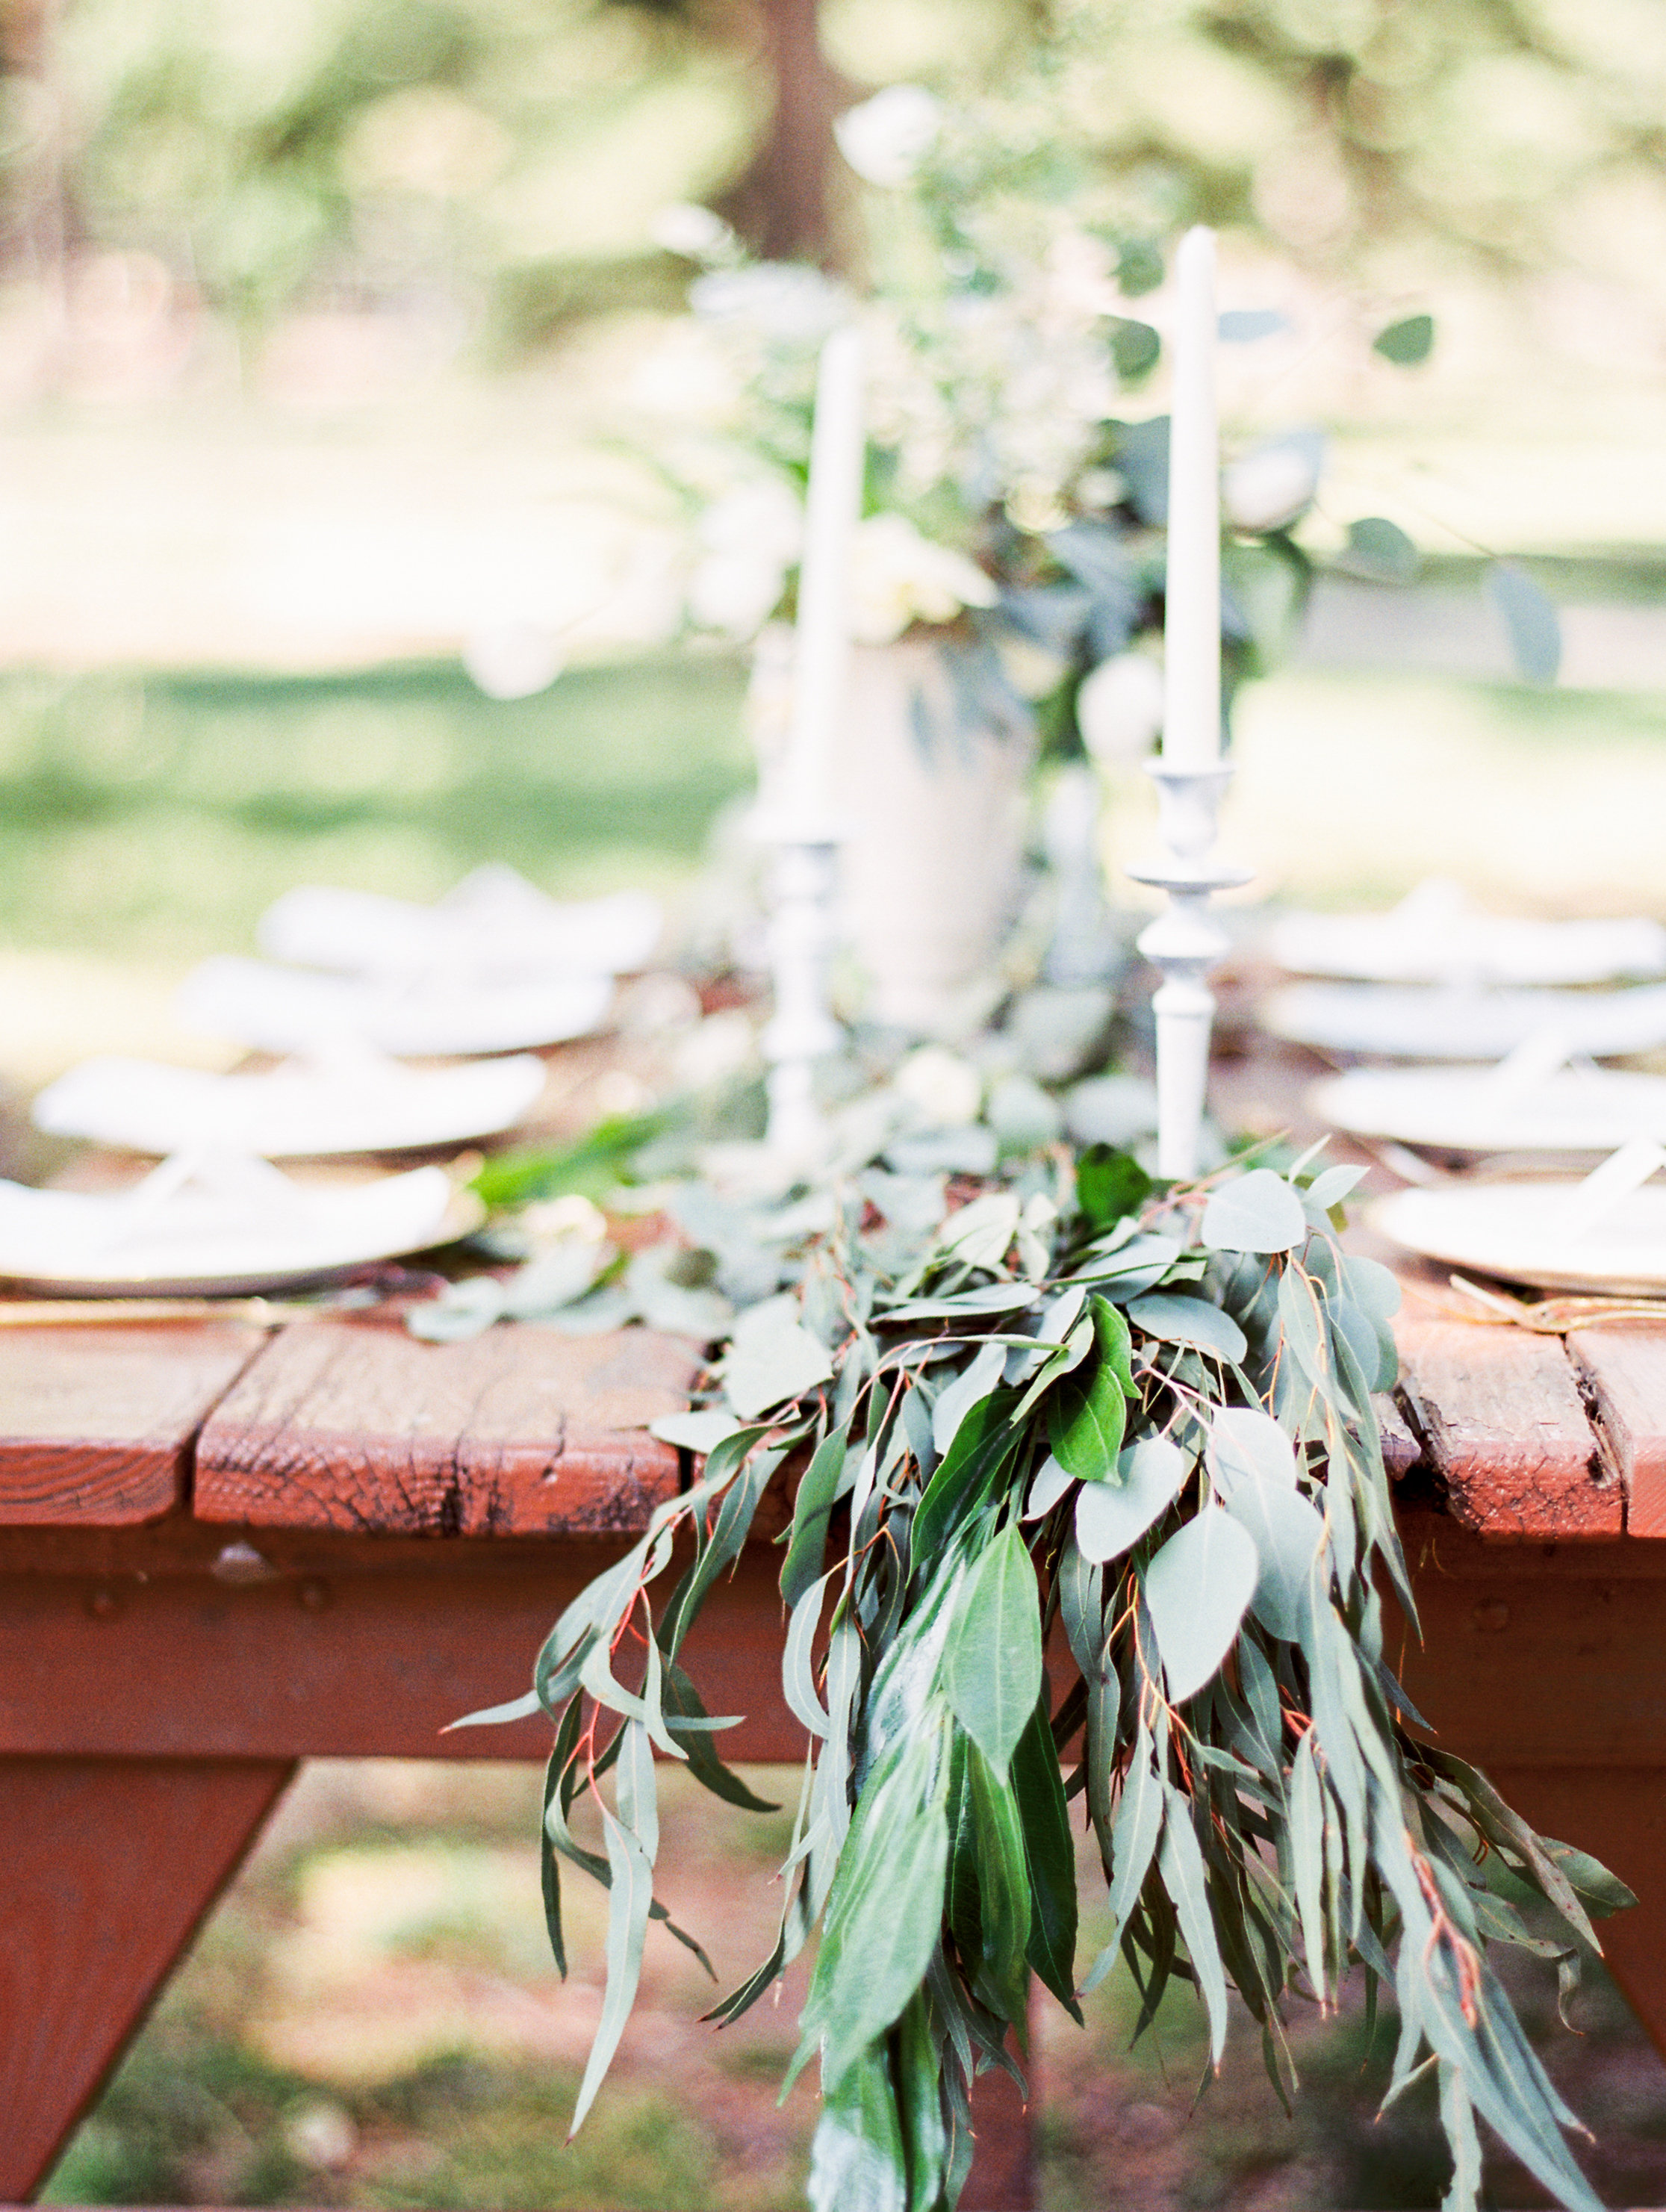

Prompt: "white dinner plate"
[1264,981,1666,1062]
[1370,1181,1666,1294]
[177,958,614,1059]
[1270,880,1666,987]
[34,1050,548,1159]
[0,1153,482,1296]
[258,869,662,980]
[1310,1065,1666,1159]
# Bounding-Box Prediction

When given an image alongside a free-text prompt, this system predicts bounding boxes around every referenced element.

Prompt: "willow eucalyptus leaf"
[806,2042,910,2212]
[1073,1435,1188,1563]
[941,1526,1042,1782]
[649,1408,748,1454]
[1224,1479,1327,1643]
[1024,1454,1075,1521]
[933,1339,1010,1455]
[723,1296,834,1418]
[1047,1297,1137,1478]
[1206,1404,1298,1498]
[1158,1782,1231,2066]
[1201,1169,1307,1254]
[1127,1292,1248,1361]
[1145,1509,1260,1703]
[567,1794,656,2139]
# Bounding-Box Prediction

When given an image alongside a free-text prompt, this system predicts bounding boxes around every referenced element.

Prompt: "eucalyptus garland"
[455,1142,1632,2212]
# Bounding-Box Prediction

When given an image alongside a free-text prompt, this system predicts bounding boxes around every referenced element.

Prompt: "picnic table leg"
[0,1753,295,2202]
[963,2051,1035,2208]
[1488,1766,1666,2060]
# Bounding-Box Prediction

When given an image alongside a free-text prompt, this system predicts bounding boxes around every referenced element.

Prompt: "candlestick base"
[1127,762,1249,1181]
[758,825,843,1164]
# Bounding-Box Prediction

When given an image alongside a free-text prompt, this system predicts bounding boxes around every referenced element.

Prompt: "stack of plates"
[178,869,660,1057]
[1370,1175,1666,1296]
[1309,1063,1666,1162]
[34,1048,548,1160]
[0,1152,480,1295]
[1270,883,1666,1293]
[1269,880,1666,989]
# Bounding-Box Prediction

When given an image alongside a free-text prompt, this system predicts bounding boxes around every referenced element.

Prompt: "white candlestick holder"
[1126,763,1251,1181]
[757,811,844,1164]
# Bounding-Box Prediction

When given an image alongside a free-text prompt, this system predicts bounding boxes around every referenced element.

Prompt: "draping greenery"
[451,1139,1632,2212]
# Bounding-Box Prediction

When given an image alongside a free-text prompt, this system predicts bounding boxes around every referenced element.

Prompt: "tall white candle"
[784,325,865,821]
[1161,227,1220,772]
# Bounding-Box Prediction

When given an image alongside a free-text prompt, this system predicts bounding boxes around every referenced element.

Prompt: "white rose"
[1077,651,1165,765]
[848,513,997,646]
[1222,438,1322,532]
[699,479,804,563]
[647,202,734,261]
[834,85,944,188]
[686,480,803,639]
[688,551,789,639]
[895,1044,982,1127]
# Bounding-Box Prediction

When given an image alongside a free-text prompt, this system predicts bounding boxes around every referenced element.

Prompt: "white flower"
[700,478,804,562]
[895,1043,982,1127]
[1075,466,1127,512]
[461,624,565,700]
[627,324,745,426]
[687,479,804,639]
[689,553,789,639]
[648,202,734,261]
[1077,651,1165,765]
[834,85,944,188]
[1222,438,1322,533]
[998,635,1068,700]
[848,513,996,646]
[689,264,848,344]
[521,1193,609,1248]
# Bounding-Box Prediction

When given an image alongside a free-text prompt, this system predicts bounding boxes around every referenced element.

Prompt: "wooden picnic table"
[4,1273,1666,2208]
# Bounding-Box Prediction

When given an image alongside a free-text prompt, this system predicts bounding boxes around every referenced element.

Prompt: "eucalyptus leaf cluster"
[457,1142,1630,2212]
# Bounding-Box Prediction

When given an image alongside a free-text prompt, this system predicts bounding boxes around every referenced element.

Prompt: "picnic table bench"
[4,1276,1666,2206]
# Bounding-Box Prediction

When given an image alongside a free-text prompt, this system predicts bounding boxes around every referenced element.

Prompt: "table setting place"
[1254,879,1666,1298]
[0,869,663,1302]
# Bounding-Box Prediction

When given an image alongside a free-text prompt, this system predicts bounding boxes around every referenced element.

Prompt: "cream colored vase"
[837,640,1034,1034]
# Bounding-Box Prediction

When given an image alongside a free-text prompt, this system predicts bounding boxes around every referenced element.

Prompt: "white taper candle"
[1161,228,1220,771]
[784,325,865,821]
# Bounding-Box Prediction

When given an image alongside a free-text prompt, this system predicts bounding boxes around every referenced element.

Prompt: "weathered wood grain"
[0,1320,262,1526]
[0,1753,293,2200]
[1394,1315,1619,1538]
[0,1543,804,1764]
[194,1317,698,1534]
[1376,1392,1422,1479]
[1567,1323,1666,1538]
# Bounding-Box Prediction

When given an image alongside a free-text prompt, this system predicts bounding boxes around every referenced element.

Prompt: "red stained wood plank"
[0,1543,806,1764]
[194,1317,699,1535]
[0,1754,293,2200]
[0,1321,262,1526]
[1394,1315,1618,1538]
[1567,1324,1666,1538]
[1395,1545,1666,1765]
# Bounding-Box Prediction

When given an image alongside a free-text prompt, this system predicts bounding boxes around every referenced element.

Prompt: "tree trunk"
[719,0,845,266]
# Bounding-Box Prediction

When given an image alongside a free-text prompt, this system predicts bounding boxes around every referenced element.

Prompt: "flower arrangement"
[633,87,1437,780]
[444,1114,1629,2212]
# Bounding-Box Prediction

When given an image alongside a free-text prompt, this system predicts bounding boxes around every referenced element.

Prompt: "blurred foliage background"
[1,0,1665,368]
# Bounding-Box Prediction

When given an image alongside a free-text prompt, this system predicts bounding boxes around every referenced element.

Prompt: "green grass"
[0,654,752,961]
